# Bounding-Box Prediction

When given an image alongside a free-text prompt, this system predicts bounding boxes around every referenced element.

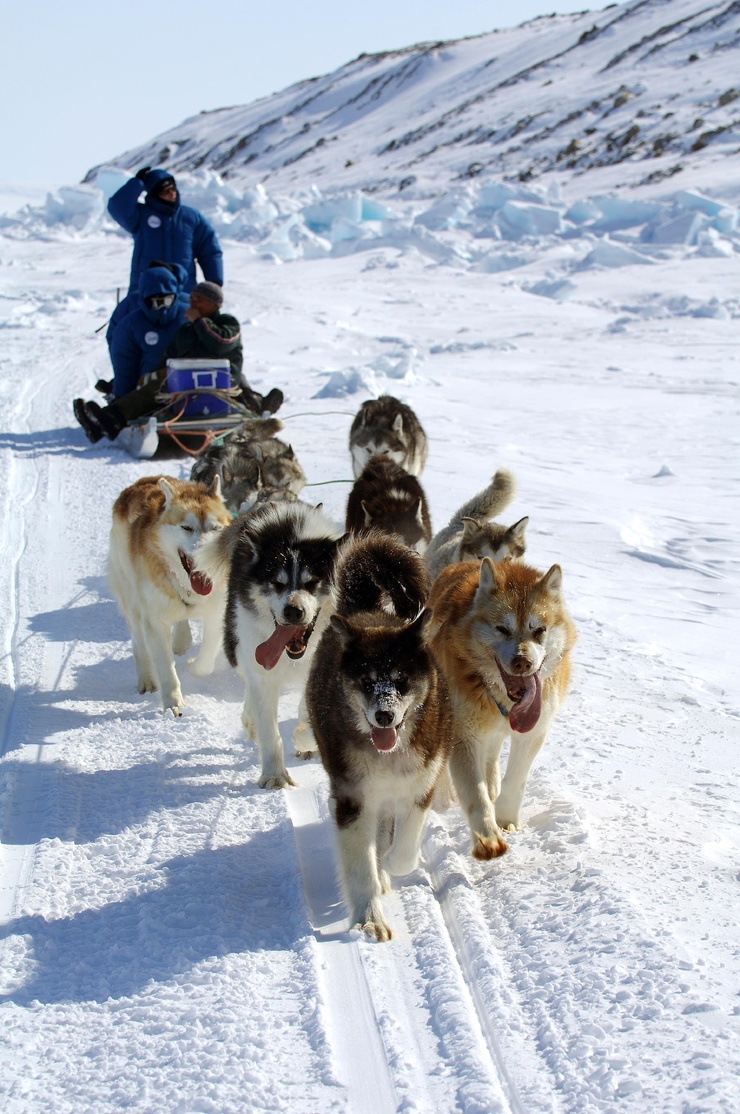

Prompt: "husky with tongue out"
[108,474,232,717]
[428,556,576,862]
[306,533,454,942]
[193,500,343,789]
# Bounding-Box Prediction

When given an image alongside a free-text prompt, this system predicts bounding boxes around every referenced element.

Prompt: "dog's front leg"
[496,725,549,832]
[449,737,508,860]
[242,672,296,790]
[141,616,184,715]
[335,797,391,942]
[383,798,429,877]
[128,615,157,693]
[292,693,318,760]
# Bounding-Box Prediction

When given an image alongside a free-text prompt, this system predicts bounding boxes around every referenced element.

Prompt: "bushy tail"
[193,518,242,589]
[334,530,429,621]
[449,467,516,525]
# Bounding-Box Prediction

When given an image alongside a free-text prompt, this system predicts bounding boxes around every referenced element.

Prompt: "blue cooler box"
[165,358,232,416]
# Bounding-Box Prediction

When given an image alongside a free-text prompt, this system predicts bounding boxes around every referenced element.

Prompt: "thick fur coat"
[345,456,432,553]
[349,395,428,478]
[108,475,231,716]
[425,468,528,581]
[194,501,343,788]
[307,533,452,941]
[428,557,576,860]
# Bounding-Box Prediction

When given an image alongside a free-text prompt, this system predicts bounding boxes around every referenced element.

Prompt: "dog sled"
[115,358,264,459]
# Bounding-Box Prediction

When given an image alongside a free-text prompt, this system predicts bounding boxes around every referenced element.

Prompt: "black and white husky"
[194,501,343,788]
[306,532,453,941]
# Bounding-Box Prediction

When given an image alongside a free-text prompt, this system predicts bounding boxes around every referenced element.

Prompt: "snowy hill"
[84,0,740,198]
[0,0,739,1111]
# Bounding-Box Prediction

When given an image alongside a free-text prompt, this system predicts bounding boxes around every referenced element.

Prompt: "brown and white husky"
[108,475,231,716]
[428,557,576,860]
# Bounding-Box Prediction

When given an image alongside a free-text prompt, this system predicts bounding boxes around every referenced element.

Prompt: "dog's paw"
[293,721,317,760]
[258,771,297,790]
[137,678,158,694]
[354,916,392,942]
[498,820,521,833]
[472,833,508,861]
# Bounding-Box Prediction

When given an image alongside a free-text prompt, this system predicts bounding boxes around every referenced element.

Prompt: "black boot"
[239,386,264,414]
[73,397,104,443]
[85,400,127,441]
[262,388,284,415]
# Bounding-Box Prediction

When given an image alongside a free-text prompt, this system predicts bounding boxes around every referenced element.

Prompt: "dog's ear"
[208,474,222,499]
[477,555,505,595]
[508,516,528,546]
[539,564,563,598]
[158,477,175,511]
[362,500,373,528]
[461,516,484,542]
[392,412,404,434]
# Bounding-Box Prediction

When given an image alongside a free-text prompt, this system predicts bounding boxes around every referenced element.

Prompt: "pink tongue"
[255,625,304,670]
[508,672,542,734]
[371,726,397,751]
[190,570,212,596]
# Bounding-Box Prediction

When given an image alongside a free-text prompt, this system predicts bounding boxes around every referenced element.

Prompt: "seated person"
[109,262,189,397]
[74,282,283,443]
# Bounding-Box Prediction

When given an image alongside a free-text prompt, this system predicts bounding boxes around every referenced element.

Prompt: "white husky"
[108,475,231,716]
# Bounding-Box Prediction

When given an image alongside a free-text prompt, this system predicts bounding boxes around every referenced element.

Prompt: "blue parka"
[108,168,223,298]
[109,265,189,398]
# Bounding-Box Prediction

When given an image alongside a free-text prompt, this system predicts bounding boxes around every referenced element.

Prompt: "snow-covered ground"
[1,1,739,1107]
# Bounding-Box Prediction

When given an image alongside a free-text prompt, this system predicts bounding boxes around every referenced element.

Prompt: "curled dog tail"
[449,467,517,525]
[334,530,429,621]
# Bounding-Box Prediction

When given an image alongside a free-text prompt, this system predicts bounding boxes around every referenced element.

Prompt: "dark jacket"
[165,309,243,383]
[107,169,223,299]
[109,265,189,397]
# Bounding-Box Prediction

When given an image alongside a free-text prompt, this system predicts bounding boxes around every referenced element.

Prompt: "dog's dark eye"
[181,524,195,533]
[303,578,318,592]
[531,627,546,642]
[360,676,375,693]
[495,625,511,637]
[395,676,409,696]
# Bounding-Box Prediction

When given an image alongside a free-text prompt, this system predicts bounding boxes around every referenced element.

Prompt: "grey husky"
[349,395,428,478]
[306,533,452,941]
[425,468,528,581]
[190,418,306,514]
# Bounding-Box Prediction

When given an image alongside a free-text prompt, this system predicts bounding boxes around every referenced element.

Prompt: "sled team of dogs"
[108,395,576,941]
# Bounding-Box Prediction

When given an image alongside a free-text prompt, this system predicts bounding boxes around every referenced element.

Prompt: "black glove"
[135,166,152,182]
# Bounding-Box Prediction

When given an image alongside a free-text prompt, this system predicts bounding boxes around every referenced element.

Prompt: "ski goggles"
[145,293,176,309]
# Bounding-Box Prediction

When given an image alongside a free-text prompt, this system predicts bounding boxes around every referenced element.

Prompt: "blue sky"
[1,1,610,186]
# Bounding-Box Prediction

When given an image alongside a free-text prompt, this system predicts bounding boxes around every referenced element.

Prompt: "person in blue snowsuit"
[106,167,223,344]
[109,263,190,397]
